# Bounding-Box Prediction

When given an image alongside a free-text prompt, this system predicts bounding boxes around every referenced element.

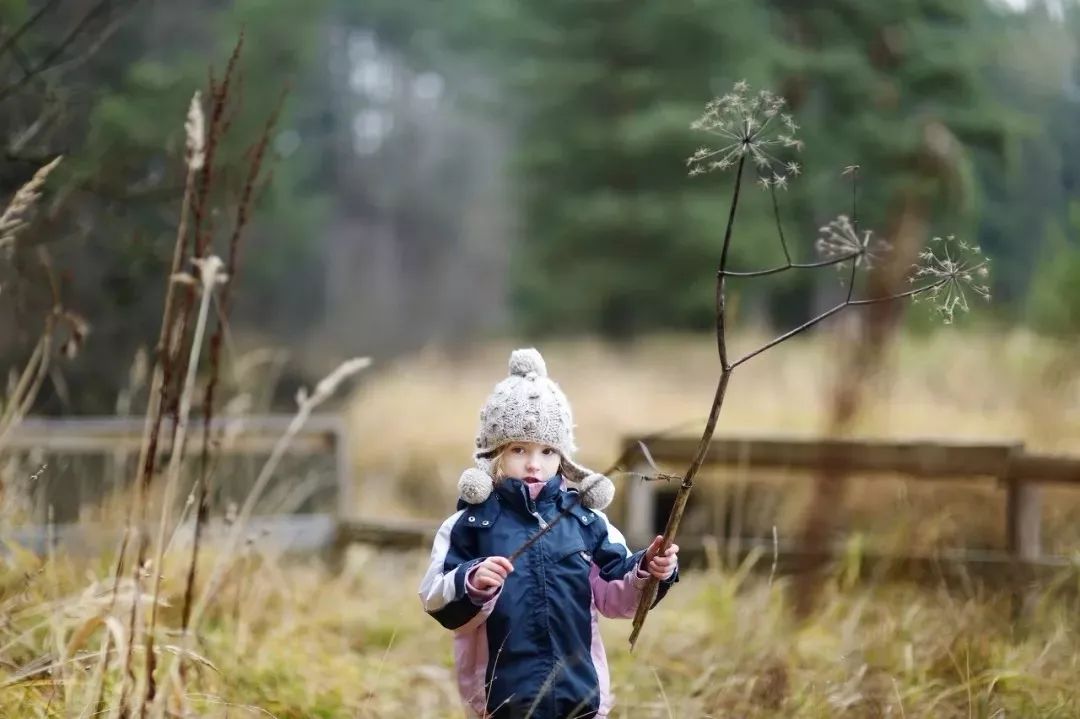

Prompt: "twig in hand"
[627,82,992,648]
[507,476,609,563]
[508,503,575,564]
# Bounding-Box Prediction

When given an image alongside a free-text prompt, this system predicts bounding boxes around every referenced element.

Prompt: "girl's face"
[500,441,561,485]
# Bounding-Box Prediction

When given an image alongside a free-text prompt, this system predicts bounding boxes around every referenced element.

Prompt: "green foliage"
[441,0,1020,336]
[6,0,1080,410]
[1028,203,1080,336]
[455,1,783,336]
[1,0,333,410]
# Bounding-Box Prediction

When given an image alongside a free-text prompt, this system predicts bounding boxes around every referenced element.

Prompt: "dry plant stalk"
[114,89,208,719]
[0,158,65,448]
[0,155,62,248]
[628,82,991,647]
[148,356,371,716]
[184,86,286,636]
[143,255,226,704]
[163,34,245,434]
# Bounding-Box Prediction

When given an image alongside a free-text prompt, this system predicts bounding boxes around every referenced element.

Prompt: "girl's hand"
[643,535,679,580]
[472,556,514,591]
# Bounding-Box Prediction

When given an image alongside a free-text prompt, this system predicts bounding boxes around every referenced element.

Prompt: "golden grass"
[5,543,1078,718]
[4,330,1080,717]
[344,330,1080,549]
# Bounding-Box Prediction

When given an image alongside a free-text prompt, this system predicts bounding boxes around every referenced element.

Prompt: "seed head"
[911,235,991,324]
[687,81,803,188]
[815,215,891,271]
[185,91,206,171]
[0,156,63,246]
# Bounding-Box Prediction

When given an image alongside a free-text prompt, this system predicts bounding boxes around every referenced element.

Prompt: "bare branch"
[721,252,859,278]
[730,278,949,370]
[0,0,119,104]
[0,0,62,63]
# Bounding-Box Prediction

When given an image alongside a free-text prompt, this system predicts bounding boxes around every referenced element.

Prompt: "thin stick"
[630,157,746,647]
[508,501,578,564]
[729,279,946,370]
[143,256,224,707]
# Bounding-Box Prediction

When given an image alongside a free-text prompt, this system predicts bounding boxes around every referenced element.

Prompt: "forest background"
[4,0,1080,411]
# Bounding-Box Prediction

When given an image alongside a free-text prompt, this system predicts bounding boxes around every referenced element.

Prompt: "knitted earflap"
[458,467,493,505]
[457,467,614,511]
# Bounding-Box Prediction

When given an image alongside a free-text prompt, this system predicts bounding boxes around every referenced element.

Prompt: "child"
[419,348,679,719]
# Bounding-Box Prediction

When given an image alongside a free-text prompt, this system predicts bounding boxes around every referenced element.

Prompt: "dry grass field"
[3,330,1080,717]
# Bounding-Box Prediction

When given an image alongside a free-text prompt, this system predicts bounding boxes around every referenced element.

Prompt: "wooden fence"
[330,434,1080,585]
[618,435,1080,566]
[7,418,1080,587]
[2,415,351,553]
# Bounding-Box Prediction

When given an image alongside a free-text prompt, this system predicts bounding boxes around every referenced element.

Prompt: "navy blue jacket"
[419,475,678,718]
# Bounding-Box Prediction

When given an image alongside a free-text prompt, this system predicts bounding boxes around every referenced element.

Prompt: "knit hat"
[457,348,615,510]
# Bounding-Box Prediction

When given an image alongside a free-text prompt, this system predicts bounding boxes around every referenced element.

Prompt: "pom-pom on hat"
[458,348,615,510]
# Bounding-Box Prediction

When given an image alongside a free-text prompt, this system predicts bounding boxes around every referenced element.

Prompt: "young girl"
[419,348,679,719]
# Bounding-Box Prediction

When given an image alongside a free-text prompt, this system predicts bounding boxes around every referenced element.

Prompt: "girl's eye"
[511,446,525,454]
[541,448,556,455]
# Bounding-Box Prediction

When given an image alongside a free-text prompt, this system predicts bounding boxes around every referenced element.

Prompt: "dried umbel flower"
[911,235,991,324]
[687,80,803,187]
[816,215,891,271]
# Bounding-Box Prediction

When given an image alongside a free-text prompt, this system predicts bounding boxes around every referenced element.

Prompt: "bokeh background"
[3,0,1080,716]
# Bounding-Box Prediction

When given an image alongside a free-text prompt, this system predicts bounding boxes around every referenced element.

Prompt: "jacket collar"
[494,474,563,511]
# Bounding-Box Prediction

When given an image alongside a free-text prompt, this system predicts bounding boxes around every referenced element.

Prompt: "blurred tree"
[5,0,1080,416]
[298,0,514,361]
[448,0,782,337]
[448,0,1020,336]
[3,0,518,413]
[1028,201,1080,335]
[980,2,1080,316]
[768,0,1018,326]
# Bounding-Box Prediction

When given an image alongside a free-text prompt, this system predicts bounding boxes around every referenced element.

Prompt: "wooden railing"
[619,435,1080,564]
[8,420,1080,586]
[2,414,353,550]
[327,435,1080,584]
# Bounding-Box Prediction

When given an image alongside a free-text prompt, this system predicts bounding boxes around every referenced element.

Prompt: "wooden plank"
[675,540,1074,588]
[624,459,658,548]
[2,414,339,454]
[1006,478,1042,561]
[7,513,338,556]
[332,517,437,549]
[623,436,1080,485]
[625,436,1023,479]
[323,519,1075,589]
[1009,453,1080,485]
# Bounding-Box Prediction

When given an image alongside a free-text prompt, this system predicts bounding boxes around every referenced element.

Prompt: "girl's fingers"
[475,571,504,589]
[482,566,507,582]
[489,556,515,574]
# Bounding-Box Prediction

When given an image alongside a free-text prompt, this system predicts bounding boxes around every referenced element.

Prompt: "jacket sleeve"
[588,511,678,618]
[418,510,501,630]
